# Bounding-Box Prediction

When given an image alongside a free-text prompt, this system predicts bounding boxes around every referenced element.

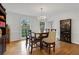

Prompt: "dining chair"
[29,32,41,54]
[42,30,56,54]
[39,32,49,49]
[26,30,31,47]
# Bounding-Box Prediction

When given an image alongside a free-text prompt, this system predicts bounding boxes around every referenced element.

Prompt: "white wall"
[30,17,40,33]
[6,11,20,41]
[6,11,40,41]
[49,10,79,44]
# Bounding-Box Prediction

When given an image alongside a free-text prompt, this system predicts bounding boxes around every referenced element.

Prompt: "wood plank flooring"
[4,40,79,55]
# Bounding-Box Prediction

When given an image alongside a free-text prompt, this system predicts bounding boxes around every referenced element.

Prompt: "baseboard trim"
[10,39,25,43]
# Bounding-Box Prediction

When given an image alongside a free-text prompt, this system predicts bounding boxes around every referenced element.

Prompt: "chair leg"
[29,40,31,48]
[40,40,43,50]
[31,43,33,54]
[48,44,51,54]
[53,43,55,52]
[26,39,28,47]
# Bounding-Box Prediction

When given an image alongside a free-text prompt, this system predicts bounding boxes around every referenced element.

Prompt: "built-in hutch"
[60,19,71,43]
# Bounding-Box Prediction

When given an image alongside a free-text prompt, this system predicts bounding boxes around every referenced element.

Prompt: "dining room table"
[34,32,49,49]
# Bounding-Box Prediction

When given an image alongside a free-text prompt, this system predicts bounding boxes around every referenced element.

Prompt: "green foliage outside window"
[21,20,30,37]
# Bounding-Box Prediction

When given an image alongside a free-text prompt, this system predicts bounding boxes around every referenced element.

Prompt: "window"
[21,19,30,37]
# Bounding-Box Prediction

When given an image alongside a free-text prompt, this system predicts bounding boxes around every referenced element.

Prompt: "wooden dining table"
[34,32,49,49]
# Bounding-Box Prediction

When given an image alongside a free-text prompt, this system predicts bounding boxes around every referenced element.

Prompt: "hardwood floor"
[4,40,79,55]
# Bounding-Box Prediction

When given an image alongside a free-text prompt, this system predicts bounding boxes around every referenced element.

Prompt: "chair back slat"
[40,32,48,38]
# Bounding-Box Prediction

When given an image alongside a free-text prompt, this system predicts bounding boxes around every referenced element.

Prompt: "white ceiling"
[2,3,79,17]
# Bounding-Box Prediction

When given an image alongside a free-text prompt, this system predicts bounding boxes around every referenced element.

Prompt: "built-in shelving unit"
[0,3,6,54]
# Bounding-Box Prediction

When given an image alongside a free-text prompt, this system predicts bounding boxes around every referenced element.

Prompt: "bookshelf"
[0,3,6,54]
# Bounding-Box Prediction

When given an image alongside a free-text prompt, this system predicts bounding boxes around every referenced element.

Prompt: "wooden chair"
[26,30,31,47]
[39,32,49,49]
[42,31,56,54]
[29,32,40,54]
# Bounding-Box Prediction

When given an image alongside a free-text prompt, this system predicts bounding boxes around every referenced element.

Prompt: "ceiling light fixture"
[39,8,46,21]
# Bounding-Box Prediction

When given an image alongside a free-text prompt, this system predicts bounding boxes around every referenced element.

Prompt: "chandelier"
[39,8,46,21]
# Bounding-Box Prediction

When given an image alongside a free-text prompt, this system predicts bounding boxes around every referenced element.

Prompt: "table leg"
[40,40,43,50]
